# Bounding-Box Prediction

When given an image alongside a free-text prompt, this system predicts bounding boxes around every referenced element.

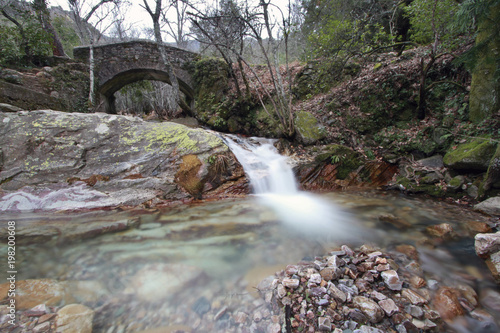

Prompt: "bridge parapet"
[73,40,198,113]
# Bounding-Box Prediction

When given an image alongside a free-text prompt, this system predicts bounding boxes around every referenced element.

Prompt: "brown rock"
[175,154,205,199]
[56,304,94,333]
[353,296,384,323]
[425,223,455,239]
[402,289,427,305]
[394,244,419,260]
[378,298,399,316]
[485,252,500,283]
[378,214,411,229]
[0,279,71,310]
[466,221,493,235]
[433,287,465,320]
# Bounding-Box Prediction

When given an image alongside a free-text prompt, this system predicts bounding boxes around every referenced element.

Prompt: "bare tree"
[189,0,296,138]
[68,0,121,108]
[142,0,193,117]
[162,0,191,49]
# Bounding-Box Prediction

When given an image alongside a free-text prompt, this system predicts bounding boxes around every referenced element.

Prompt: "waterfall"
[223,135,361,239]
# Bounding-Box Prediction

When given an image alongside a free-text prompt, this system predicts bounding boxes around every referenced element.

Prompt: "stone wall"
[73,41,197,100]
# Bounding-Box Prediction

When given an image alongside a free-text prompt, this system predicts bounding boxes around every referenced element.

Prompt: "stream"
[1,136,499,332]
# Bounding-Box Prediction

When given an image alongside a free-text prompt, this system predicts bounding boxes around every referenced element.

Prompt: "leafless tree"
[142,0,193,117]
[189,0,296,138]
[68,0,122,108]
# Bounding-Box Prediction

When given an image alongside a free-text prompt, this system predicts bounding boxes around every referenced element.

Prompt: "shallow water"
[1,190,499,332]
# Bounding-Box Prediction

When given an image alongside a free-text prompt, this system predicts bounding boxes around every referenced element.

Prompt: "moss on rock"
[175,154,205,199]
[315,144,362,180]
[294,111,326,145]
[443,138,497,172]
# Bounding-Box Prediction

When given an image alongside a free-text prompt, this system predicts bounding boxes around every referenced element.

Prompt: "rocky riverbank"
[2,241,500,333]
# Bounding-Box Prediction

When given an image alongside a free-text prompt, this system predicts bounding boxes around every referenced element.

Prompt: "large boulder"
[294,111,326,145]
[443,139,497,172]
[0,110,241,211]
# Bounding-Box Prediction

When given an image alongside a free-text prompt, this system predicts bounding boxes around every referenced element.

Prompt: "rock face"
[294,111,326,145]
[0,110,242,211]
[475,232,500,283]
[443,139,497,172]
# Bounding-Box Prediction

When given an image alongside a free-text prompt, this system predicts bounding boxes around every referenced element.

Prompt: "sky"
[49,0,292,42]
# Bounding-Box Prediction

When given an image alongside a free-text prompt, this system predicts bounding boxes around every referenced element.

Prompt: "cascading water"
[222,135,363,240]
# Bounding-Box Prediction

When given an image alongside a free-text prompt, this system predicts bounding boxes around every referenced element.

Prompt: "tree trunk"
[33,0,68,57]
[469,3,500,123]
[144,0,193,117]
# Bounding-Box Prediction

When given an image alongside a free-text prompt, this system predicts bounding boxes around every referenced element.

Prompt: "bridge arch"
[73,40,198,114]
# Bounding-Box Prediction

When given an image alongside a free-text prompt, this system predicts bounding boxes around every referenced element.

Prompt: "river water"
[1,137,499,332]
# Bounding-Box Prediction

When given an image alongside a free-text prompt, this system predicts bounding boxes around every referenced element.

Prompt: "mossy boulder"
[0,110,241,211]
[482,144,500,192]
[396,176,446,197]
[294,111,326,145]
[191,57,231,129]
[443,138,497,172]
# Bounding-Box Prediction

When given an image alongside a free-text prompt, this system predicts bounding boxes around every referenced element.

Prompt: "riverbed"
[1,189,499,332]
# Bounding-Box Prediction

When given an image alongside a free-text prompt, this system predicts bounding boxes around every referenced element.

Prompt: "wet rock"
[379,213,411,229]
[56,304,94,333]
[0,110,237,211]
[0,279,70,310]
[234,311,248,324]
[353,296,384,323]
[481,288,500,313]
[192,296,211,317]
[475,231,500,258]
[433,287,465,320]
[394,244,419,261]
[485,252,500,283]
[402,289,427,305]
[474,197,500,216]
[381,270,402,291]
[466,221,493,235]
[425,223,455,239]
[125,263,205,302]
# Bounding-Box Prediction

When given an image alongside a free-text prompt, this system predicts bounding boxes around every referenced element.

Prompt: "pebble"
[381,270,403,290]
[318,316,332,331]
[282,278,300,289]
[378,298,399,316]
[353,296,384,323]
[402,289,427,305]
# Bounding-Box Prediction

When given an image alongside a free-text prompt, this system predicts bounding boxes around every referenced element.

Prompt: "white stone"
[381,270,402,290]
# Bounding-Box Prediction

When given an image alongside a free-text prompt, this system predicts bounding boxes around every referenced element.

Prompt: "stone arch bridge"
[73,40,198,114]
